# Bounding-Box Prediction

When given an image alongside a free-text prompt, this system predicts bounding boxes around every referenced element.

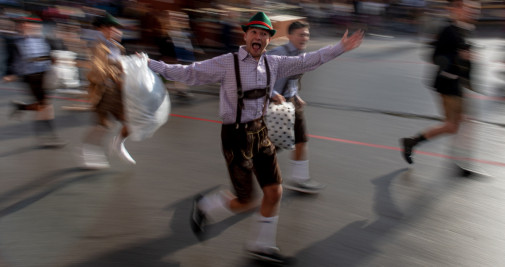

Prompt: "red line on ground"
[170,116,505,167]
[308,134,505,166]
[467,93,505,102]
[3,86,505,167]
[170,114,223,124]
[307,134,401,151]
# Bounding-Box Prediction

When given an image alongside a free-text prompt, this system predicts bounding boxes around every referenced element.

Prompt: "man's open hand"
[341,29,364,52]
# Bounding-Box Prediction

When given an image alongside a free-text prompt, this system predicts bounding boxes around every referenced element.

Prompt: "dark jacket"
[431,24,472,96]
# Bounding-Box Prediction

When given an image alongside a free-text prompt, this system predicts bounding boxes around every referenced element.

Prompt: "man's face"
[20,21,42,36]
[288,27,309,51]
[100,26,122,41]
[452,1,480,24]
[462,3,481,23]
[244,27,271,60]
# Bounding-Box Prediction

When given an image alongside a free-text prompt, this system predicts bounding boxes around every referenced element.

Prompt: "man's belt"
[28,56,51,62]
[242,88,268,99]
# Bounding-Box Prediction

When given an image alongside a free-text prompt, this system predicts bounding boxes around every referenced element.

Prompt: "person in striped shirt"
[147,11,363,264]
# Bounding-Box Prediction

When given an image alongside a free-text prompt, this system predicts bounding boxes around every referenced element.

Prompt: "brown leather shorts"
[221,119,282,203]
[95,79,125,123]
[287,96,308,144]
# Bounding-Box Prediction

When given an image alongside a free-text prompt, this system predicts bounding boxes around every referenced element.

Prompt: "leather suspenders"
[233,53,271,127]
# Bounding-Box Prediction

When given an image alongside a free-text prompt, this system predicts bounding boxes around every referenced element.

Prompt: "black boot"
[400,134,426,164]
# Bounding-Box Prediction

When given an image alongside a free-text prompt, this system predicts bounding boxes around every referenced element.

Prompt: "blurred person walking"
[81,14,134,169]
[165,11,201,99]
[400,0,480,174]
[267,21,325,194]
[4,14,66,147]
[146,11,363,264]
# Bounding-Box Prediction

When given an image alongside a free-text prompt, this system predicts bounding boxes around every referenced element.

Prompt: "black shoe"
[248,248,295,266]
[455,165,490,178]
[400,138,416,164]
[460,168,474,177]
[190,194,207,240]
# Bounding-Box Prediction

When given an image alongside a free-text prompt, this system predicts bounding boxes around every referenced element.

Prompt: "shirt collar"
[97,31,107,42]
[97,31,121,47]
[238,45,266,61]
[286,42,300,54]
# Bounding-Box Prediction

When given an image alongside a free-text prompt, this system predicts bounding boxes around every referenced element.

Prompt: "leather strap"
[243,88,267,99]
[233,53,243,126]
[233,53,271,127]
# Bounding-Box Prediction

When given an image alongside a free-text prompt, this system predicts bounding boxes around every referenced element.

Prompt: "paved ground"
[1,32,505,267]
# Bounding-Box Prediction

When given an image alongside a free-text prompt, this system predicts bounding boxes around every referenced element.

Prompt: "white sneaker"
[283,179,326,194]
[40,136,67,148]
[82,144,110,169]
[111,136,136,165]
[247,247,294,265]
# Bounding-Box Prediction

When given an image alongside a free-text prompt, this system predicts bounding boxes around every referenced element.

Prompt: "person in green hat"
[90,13,123,58]
[80,13,133,169]
[146,11,363,264]
[240,11,277,59]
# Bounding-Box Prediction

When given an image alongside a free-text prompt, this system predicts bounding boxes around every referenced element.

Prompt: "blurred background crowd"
[0,0,503,91]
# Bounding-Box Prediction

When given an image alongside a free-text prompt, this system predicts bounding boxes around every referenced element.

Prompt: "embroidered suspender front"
[233,53,271,127]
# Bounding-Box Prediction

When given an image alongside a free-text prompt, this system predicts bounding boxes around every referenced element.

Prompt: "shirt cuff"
[331,42,346,57]
[147,59,166,74]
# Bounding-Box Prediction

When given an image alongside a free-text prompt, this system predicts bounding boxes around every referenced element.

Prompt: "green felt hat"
[241,12,276,37]
[92,13,121,28]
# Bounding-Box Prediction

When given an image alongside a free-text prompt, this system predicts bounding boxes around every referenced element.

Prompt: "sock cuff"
[417,134,427,142]
[256,214,279,223]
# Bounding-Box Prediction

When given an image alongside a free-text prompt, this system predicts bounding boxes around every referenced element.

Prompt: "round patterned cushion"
[265,102,295,150]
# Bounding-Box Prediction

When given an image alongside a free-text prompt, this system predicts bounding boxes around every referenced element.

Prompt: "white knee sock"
[290,160,310,183]
[198,191,234,223]
[247,214,279,252]
[84,125,108,146]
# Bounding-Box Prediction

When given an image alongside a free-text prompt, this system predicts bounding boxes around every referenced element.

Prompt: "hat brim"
[241,25,276,37]
[14,16,43,23]
[92,16,121,28]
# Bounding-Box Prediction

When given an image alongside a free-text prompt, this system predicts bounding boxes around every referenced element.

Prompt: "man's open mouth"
[252,43,261,49]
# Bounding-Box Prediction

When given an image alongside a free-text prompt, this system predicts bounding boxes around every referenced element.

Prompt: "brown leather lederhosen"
[221,53,281,202]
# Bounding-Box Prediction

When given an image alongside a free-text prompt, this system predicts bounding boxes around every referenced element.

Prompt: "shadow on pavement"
[63,183,320,266]
[0,167,114,218]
